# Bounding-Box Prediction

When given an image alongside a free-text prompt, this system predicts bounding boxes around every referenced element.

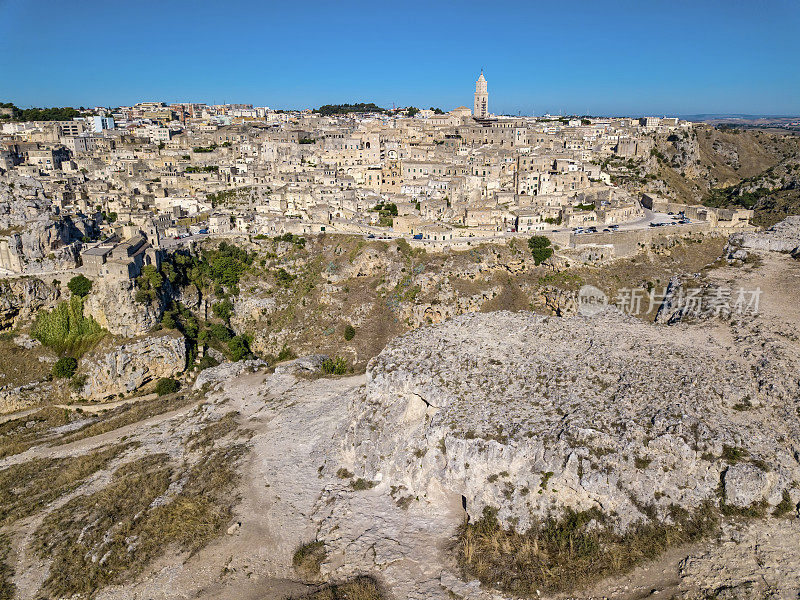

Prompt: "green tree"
[528,236,554,266]
[67,275,92,298]
[343,324,356,341]
[52,357,78,379]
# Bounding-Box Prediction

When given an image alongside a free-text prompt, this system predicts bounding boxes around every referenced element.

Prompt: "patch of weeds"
[320,356,348,376]
[0,533,16,600]
[720,499,768,519]
[292,540,326,579]
[721,445,747,464]
[634,456,652,470]
[772,490,795,517]
[336,468,353,479]
[292,575,384,599]
[350,478,376,491]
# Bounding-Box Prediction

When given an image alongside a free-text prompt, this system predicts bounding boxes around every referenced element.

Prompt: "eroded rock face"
[0,277,61,329]
[78,331,186,400]
[729,216,800,255]
[343,309,800,533]
[84,278,163,337]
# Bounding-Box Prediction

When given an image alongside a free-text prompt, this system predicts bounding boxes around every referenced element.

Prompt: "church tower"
[474,70,488,118]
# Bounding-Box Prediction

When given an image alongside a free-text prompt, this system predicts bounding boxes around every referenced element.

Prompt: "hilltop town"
[1,73,765,283]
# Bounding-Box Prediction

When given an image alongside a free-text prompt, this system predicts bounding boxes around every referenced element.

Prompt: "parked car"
[198,228,208,234]
[413,233,423,239]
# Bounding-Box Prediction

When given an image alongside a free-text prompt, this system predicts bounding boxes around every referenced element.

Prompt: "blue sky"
[0,0,798,116]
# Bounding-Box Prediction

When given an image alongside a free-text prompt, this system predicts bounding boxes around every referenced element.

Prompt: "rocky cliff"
[0,277,61,329]
[84,278,164,337]
[77,331,186,400]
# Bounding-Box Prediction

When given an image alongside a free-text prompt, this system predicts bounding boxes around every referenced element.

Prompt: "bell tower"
[474,70,488,118]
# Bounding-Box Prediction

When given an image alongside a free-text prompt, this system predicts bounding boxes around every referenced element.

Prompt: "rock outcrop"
[342,310,800,533]
[0,277,61,329]
[78,331,186,400]
[728,215,800,255]
[84,278,163,337]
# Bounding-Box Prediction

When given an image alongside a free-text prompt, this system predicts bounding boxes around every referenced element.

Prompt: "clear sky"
[1,0,798,116]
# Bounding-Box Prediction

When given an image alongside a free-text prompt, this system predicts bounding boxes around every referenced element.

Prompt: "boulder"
[342,310,800,533]
[193,359,267,391]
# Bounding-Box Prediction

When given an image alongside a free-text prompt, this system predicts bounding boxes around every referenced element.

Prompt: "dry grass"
[33,443,247,598]
[0,445,124,526]
[293,541,326,579]
[290,576,384,600]
[0,338,54,392]
[185,411,239,451]
[456,502,719,596]
[59,391,198,445]
[0,405,80,458]
[0,533,15,600]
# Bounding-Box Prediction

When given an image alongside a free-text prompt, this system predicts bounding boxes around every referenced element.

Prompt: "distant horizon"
[4,100,800,123]
[1,0,798,116]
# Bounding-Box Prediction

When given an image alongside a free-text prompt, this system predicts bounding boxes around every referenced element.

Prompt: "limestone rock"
[729,216,800,254]
[0,277,61,329]
[78,331,186,400]
[84,278,163,337]
[273,354,328,375]
[723,463,773,508]
[193,358,267,391]
[342,309,800,533]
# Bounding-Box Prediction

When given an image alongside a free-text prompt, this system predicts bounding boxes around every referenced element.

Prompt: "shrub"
[227,336,251,361]
[52,357,78,379]
[212,300,234,324]
[197,354,219,372]
[343,324,356,341]
[321,356,348,375]
[351,478,376,491]
[208,323,232,341]
[67,275,92,298]
[273,268,295,287]
[155,378,180,396]
[277,346,296,361]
